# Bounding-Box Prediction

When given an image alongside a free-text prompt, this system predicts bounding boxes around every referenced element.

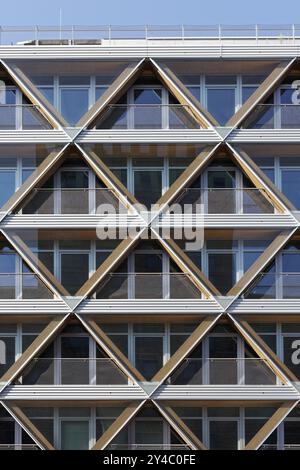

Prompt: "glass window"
[61,420,89,450]
[206,88,235,125]
[281,169,300,209]
[60,88,89,126]
[60,253,89,295]
[208,253,236,294]
[135,337,163,380]
[0,170,15,208]
[209,421,238,450]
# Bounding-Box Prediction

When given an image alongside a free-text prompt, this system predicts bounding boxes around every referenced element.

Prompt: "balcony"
[96,273,202,299]
[177,188,274,214]
[170,358,277,385]
[244,273,300,299]
[22,188,121,214]
[95,104,200,129]
[0,105,51,130]
[21,358,128,385]
[0,273,53,299]
[243,104,300,129]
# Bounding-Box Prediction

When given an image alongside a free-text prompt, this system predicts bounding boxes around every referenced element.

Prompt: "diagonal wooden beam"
[150,59,219,128]
[244,401,297,450]
[0,144,70,214]
[2,229,70,297]
[154,144,221,209]
[226,58,297,128]
[75,229,146,298]
[226,143,296,213]
[91,401,146,450]
[75,143,140,210]
[76,59,145,129]
[1,59,69,129]
[229,316,299,383]
[153,231,221,297]
[227,228,296,298]
[1,401,54,450]
[75,315,146,383]
[0,315,69,386]
[152,401,207,450]
[151,315,222,383]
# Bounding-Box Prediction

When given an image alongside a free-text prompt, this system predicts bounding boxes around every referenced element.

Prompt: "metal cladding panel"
[0,44,299,59]
[228,129,300,143]
[0,385,147,400]
[2,214,145,229]
[0,130,70,143]
[156,214,298,228]
[229,299,300,314]
[153,385,300,401]
[0,300,70,314]
[75,299,223,314]
[76,129,221,143]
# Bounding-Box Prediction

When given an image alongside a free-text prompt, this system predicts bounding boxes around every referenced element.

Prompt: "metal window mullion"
[89,169,96,214]
[16,88,22,130]
[239,407,245,450]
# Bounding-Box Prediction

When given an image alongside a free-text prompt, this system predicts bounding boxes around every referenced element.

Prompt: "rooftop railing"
[170,358,277,385]
[1,25,300,45]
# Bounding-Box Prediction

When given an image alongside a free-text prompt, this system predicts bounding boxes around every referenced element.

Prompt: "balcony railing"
[176,188,274,214]
[95,104,200,129]
[96,273,202,299]
[22,188,121,214]
[243,104,300,129]
[0,444,40,450]
[170,358,277,385]
[108,444,190,450]
[244,272,300,299]
[260,444,300,450]
[0,273,53,299]
[20,358,128,385]
[0,104,51,130]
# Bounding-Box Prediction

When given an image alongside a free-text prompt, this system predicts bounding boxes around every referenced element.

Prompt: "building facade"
[0,24,300,450]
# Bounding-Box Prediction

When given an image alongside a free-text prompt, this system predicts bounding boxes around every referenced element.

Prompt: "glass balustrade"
[96,273,202,299]
[170,358,277,385]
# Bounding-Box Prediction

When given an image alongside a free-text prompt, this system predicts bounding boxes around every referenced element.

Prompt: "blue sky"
[1,0,299,25]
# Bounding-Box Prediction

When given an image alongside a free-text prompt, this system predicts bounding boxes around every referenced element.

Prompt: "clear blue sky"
[1,0,299,25]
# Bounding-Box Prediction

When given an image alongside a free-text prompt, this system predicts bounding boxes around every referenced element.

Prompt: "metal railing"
[170,358,277,385]
[176,188,274,214]
[95,104,200,129]
[1,25,300,45]
[108,444,190,450]
[96,273,202,299]
[0,444,40,450]
[244,272,300,299]
[22,188,121,214]
[0,273,53,299]
[20,358,128,385]
[243,104,300,129]
[0,104,51,130]
[260,444,300,450]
